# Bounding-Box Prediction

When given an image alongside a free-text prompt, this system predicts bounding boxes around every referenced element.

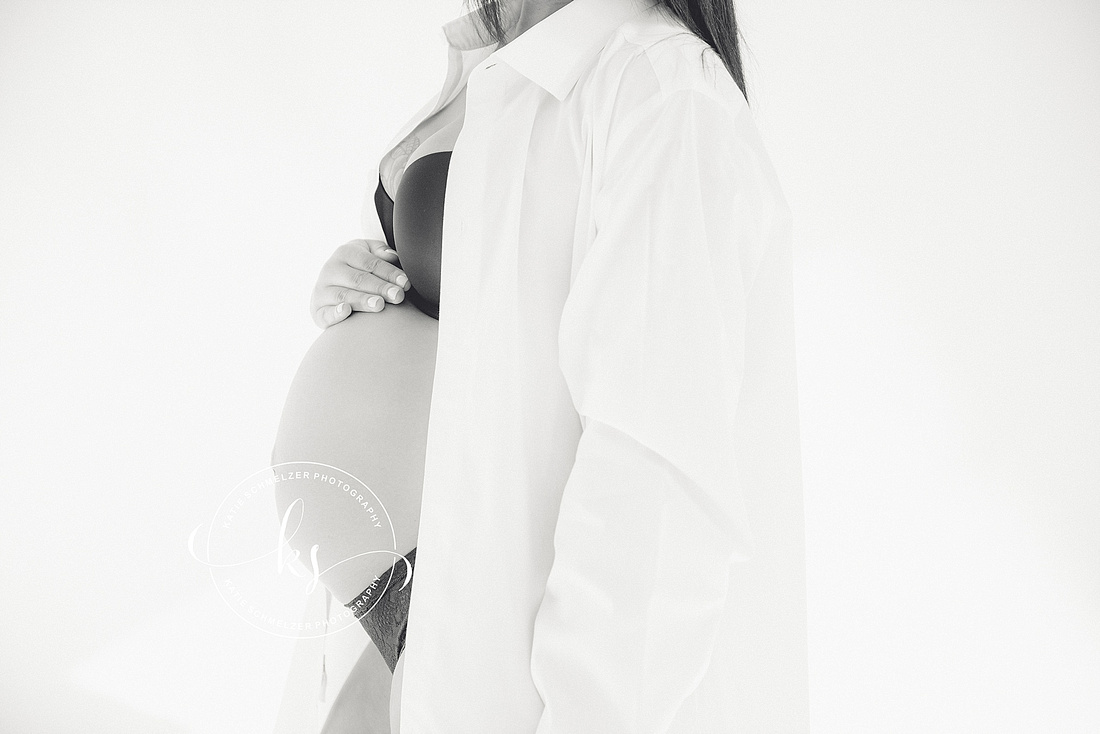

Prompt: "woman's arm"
[529,87,778,732]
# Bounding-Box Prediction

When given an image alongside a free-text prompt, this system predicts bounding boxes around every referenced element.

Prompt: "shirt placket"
[444,60,540,357]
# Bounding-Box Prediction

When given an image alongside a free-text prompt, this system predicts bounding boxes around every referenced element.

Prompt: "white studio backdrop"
[1,1,1097,732]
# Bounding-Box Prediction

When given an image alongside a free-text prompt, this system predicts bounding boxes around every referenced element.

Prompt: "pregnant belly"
[272,302,437,603]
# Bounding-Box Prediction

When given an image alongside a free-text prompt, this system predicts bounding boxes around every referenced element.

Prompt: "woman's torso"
[271,84,468,594]
[374,84,468,320]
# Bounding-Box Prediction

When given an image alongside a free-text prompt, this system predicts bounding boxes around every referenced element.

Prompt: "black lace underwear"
[344,547,417,673]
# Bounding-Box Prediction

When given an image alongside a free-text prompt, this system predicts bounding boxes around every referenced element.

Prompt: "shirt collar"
[442,0,658,101]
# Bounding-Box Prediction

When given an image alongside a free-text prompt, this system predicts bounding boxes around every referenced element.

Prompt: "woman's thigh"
[389,651,406,732]
[272,303,438,603]
[320,642,394,734]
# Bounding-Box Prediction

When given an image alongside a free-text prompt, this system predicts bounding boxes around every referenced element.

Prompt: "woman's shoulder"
[582,3,747,120]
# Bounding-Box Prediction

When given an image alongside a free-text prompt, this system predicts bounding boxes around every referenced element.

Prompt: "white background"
[1,1,1097,731]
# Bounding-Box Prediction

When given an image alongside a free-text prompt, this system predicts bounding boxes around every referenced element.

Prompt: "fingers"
[365,238,402,264]
[330,243,409,304]
[314,300,352,329]
[328,301,353,327]
[340,241,410,292]
[311,239,411,329]
[339,268,407,305]
[312,286,386,329]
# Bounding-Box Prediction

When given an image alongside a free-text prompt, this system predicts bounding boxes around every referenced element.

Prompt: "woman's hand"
[311,239,411,328]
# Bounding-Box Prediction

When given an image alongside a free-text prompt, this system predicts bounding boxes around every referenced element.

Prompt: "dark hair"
[465,0,748,102]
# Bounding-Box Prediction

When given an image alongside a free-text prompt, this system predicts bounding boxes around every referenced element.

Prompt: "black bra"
[374,151,452,321]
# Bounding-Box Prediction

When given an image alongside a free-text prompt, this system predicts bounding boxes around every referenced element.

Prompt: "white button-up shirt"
[286,0,809,731]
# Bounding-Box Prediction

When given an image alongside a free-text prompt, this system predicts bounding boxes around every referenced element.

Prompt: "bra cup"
[390,151,452,320]
[381,86,466,199]
[373,84,465,320]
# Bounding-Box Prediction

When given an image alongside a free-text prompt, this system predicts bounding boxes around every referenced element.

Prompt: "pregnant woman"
[273,0,809,731]
[270,62,468,733]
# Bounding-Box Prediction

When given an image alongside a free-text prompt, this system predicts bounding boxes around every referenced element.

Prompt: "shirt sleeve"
[529,87,774,732]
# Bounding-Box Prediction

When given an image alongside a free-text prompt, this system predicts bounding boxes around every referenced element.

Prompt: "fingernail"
[336,302,347,316]
[368,296,382,309]
[388,286,401,301]
[396,274,409,288]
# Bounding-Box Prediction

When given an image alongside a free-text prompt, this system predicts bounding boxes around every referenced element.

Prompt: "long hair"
[465,0,748,102]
